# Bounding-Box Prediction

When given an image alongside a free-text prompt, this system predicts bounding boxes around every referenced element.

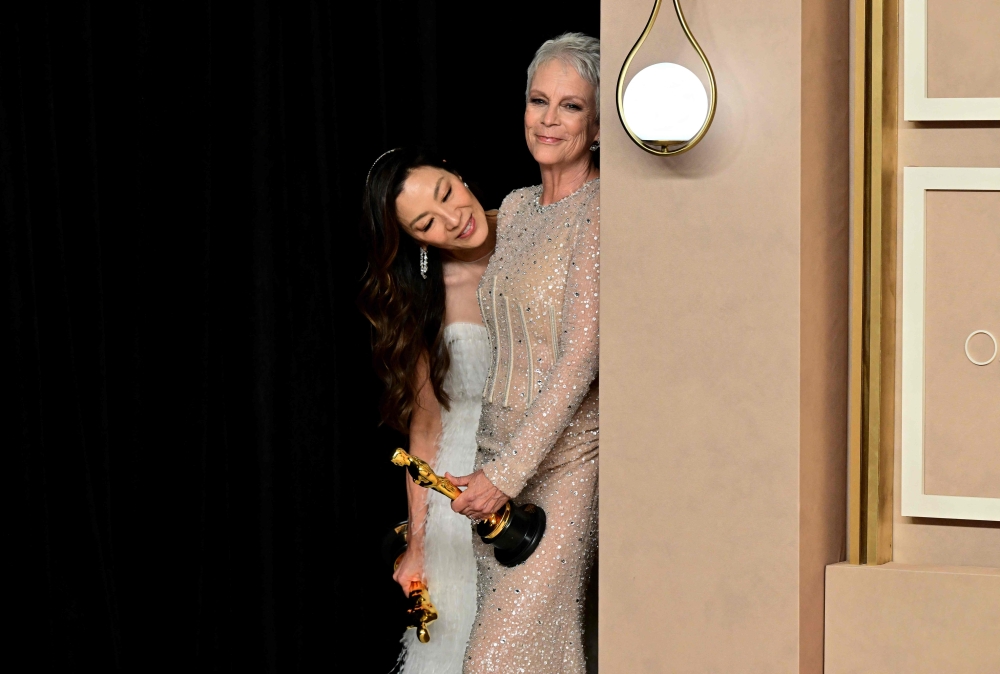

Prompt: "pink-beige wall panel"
[922,190,1000,499]
[799,0,851,670]
[926,0,1000,99]
[894,0,1000,565]
[825,563,1000,673]
[601,0,847,671]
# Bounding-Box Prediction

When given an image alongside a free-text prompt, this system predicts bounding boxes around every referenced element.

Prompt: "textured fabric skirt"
[463,431,599,674]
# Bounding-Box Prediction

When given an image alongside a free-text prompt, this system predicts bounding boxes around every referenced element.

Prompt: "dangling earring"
[419,246,428,279]
[590,139,601,152]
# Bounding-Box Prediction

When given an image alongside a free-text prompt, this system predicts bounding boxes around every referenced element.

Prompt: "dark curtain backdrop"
[2,1,598,671]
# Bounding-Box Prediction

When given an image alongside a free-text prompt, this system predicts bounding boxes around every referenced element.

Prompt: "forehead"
[401,165,445,194]
[530,59,593,98]
[396,166,449,218]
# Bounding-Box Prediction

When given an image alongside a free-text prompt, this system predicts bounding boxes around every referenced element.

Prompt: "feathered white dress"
[399,322,490,674]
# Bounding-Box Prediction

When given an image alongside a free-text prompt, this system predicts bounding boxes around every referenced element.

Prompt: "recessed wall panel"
[923,190,1000,499]
[927,0,1000,99]
[895,0,1000,561]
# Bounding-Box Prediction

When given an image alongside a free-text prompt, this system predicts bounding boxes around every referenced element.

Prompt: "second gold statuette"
[404,580,437,643]
[391,448,546,567]
[382,522,438,644]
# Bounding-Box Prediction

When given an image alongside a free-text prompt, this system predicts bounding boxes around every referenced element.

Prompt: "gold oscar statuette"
[390,448,546,567]
[384,523,439,644]
[404,581,438,643]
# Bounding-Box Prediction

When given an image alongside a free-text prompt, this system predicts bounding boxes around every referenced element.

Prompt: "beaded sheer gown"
[465,180,600,674]
[399,323,491,674]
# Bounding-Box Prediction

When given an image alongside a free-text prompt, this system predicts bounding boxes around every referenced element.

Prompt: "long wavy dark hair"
[359,148,459,433]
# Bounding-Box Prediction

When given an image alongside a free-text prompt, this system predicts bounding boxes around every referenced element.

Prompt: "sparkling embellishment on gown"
[400,323,491,674]
[466,180,600,674]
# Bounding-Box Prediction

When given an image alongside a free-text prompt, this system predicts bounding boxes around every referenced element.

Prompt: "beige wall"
[926,0,1000,98]
[600,0,849,671]
[825,563,1000,673]
[893,0,1000,567]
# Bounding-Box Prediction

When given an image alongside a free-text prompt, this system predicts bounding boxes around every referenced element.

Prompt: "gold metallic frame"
[847,0,899,566]
[615,0,718,156]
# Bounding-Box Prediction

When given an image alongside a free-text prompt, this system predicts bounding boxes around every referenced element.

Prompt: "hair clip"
[366,148,402,187]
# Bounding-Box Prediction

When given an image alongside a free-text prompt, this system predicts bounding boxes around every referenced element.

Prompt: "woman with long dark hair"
[360,148,496,673]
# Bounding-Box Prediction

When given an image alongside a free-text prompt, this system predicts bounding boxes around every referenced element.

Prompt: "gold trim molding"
[848,0,898,565]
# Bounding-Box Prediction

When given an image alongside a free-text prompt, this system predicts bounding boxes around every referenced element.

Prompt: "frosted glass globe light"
[623,62,709,143]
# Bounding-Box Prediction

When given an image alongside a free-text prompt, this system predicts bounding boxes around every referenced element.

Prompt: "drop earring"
[590,139,601,152]
[419,246,428,279]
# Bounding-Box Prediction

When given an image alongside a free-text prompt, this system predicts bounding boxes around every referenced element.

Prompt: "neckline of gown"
[534,177,600,211]
[443,321,488,334]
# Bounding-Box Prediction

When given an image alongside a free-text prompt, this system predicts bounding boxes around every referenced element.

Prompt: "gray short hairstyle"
[526,32,601,122]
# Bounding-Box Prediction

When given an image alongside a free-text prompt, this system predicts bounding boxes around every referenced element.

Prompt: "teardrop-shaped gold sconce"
[616,0,718,156]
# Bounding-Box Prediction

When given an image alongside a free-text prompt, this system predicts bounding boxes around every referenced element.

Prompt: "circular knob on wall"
[965,330,998,366]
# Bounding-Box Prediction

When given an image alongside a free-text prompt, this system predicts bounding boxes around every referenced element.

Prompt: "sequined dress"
[465,180,600,674]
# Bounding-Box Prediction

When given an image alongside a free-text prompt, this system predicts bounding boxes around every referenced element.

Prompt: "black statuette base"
[477,503,546,568]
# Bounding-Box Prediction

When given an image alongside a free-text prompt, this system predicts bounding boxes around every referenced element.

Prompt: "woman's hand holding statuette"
[446,470,509,521]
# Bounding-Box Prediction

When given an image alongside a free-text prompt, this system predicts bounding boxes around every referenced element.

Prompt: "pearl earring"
[590,140,600,152]
[419,246,428,279]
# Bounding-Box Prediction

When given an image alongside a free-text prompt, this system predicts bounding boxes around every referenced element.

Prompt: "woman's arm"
[392,354,443,594]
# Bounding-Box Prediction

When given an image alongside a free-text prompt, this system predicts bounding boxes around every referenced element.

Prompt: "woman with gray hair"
[448,32,601,673]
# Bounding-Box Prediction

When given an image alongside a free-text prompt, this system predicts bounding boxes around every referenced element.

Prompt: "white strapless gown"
[399,323,490,674]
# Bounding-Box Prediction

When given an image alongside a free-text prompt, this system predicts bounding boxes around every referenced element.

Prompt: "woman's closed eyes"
[418,185,453,232]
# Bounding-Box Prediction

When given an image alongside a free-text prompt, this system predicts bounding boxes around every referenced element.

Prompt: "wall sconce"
[616,0,717,156]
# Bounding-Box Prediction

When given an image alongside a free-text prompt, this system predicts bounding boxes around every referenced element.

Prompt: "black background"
[3,1,598,671]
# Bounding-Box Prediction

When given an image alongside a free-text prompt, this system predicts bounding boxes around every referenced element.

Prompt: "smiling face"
[524,59,600,170]
[395,166,490,252]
